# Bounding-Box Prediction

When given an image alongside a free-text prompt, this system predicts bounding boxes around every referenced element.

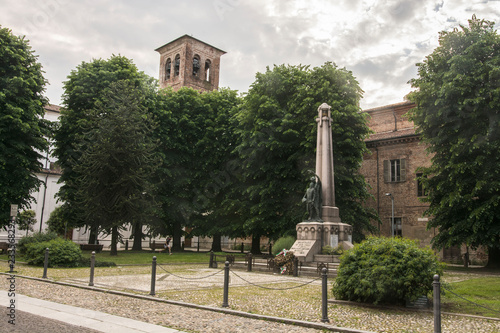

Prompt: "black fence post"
[247,253,252,272]
[197,239,200,252]
[293,257,299,277]
[209,251,214,268]
[222,261,230,307]
[125,240,128,251]
[433,274,441,333]
[150,256,157,296]
[89,251,95,286]
[321,267,329,323]
[241,242,244,254]
[42,248,49,279]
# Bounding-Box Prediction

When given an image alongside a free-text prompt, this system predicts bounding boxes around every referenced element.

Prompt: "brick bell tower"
[155,35,226,92]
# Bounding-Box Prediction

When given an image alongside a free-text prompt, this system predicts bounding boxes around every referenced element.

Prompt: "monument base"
[290,221,353,262]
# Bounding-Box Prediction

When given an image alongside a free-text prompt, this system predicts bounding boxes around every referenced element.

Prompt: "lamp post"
[385,193,394,237]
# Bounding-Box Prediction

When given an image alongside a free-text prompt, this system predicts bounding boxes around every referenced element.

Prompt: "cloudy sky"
[1,0,499,109]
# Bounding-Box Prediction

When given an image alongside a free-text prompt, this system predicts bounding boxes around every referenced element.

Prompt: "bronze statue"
[302,174,322,221]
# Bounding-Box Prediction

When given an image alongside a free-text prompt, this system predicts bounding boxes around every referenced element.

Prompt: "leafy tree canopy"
[233,62,378,245]
[0,27,50,226]
[408,16,500,267]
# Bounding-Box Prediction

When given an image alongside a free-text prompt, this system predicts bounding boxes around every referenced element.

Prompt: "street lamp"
[385,193,394,237]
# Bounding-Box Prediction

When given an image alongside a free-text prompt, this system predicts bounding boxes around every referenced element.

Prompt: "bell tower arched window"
[174,54,180,76]
[165,58,171,80]
[193,55,200,76]
[204,60,211,81]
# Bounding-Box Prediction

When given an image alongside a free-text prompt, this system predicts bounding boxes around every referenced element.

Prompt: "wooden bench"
[0,242,9,254]
[79,244,104,253]
[150,241,165,252]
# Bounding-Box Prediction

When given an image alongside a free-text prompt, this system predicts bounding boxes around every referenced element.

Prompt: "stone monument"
[290,103,353,262]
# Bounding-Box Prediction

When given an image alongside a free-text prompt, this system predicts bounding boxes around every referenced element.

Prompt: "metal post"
[125,240,128,251]
[321,267,329,323]
[247,253,252,272]
[197,238,200,252]
[150,256,157,296]
[241,242,244,254]
[222,261,230,307]
[293,257,299,277]
[209,251,214,268]
[89,251,95,286]
[433,274,441,333]
[42,248,49,279]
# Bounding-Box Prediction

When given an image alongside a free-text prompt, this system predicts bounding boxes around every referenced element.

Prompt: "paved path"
[0,293,185,333]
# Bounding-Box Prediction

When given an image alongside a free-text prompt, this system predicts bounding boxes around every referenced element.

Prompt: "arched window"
[174,54,180,76]
[165,58,171,80]
[204,60,211,81]
[193,55,200,76]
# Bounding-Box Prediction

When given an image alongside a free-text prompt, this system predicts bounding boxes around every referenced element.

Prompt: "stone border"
[0,272,374,333]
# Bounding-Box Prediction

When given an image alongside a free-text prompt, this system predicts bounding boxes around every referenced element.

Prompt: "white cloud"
[1,0,499,109]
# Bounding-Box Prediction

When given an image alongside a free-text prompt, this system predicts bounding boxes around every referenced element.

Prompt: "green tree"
[17,210,37,236]
[234,63,378,253]
[408,16,500,267]
[46,206,72,237]
[0,27,51,226]
[73,81,159,255]
[54,55,156,245]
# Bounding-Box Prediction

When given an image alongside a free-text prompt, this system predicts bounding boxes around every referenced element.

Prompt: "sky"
[1,0,499,110]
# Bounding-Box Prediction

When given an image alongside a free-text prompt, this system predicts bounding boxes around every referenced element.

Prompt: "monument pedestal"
[290,221,353,263]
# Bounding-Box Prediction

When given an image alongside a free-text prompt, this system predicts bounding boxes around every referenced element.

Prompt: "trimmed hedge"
[24,238,83,267]
[17,231,59,255]
[332,236,444,305]
[272,236,296,255]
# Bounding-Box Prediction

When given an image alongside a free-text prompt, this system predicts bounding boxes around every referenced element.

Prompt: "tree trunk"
[251,234,262,255]
[211,233,222,252]
[110,226,118,256]
[172,221,183,252]
[88,225,98,244]
[131,222,143,251]
[486,246,500,268]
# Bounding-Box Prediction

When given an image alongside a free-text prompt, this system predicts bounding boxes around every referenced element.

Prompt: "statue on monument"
[302,173,322,222]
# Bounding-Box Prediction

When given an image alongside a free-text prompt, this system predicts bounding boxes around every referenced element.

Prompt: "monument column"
[316,103,341,222]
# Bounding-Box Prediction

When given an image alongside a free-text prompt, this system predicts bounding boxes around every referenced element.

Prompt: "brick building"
[155,35,225,92]
[360,101,435,245]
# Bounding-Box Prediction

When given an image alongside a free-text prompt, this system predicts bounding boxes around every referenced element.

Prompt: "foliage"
[17,210,37,233]
[333,237,444,305]
[46,206,70,236]
[73,80,160,255]
[24,237,82,267]
[272,236,296,255]
[233,63,378,247]
[407,16,500,267]
[0,26,51,227]
[54,55,156,245]
[322,245,344,255]
[17,231,59,255]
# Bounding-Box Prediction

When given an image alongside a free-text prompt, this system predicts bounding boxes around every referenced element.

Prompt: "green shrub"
[272,236,296,255]
[332,236,444,305]
[24,238,83,267]
[322,245,344,255]
[77,257,116,267]
[17,231,59,255]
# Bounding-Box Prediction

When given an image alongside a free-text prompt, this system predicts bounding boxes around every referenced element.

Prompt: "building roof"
[365,127,417,142]
[45,104,61,113]
[155,34,226,54]
[362,100,414,114]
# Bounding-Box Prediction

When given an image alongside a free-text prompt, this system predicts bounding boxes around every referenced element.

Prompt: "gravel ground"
[0,265,499,333]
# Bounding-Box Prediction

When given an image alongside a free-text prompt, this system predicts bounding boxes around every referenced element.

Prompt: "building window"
[174,54,180,76]
[391,217,402,237]
[416,173,428,197]
[165,58,171,80]
[193,55,200,76]
[383,159,406,182]
[204,60,211,81]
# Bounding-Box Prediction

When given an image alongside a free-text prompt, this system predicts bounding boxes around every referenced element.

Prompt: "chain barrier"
[442,285,500,315]
[229,268,321,291]
[157,263,224,280]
